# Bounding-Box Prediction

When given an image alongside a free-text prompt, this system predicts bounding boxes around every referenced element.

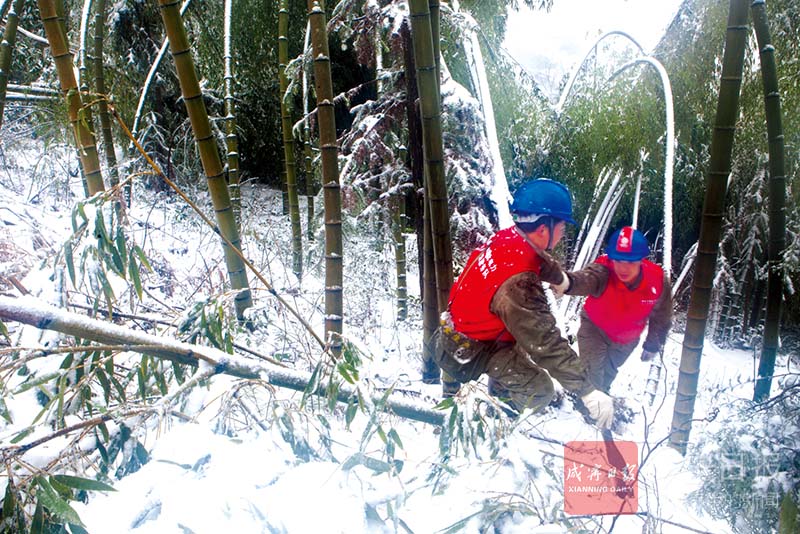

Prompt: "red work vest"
[448,226,541,342]
[584,255,664,344]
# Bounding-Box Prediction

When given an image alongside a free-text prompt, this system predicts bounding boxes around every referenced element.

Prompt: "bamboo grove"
[0,0,796,461]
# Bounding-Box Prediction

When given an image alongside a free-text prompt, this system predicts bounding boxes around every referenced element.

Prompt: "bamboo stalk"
[669,0,749,454]
[751,0,786,402]
[0,296,447,426]
[4,92,59,102]
[302,19,315,240]
[279,0,303,279]
[37,0,105,195]
[223,0,241,222]
[92,0,119,189]
[0,0,25,129]
[6,83,60,96]
[130,0,192,141]
[156,0,253,320]
[307,0,343,356]
[409,1,456,393]
[393,194,408,321]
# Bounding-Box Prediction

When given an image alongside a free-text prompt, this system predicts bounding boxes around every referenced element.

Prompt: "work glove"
[549,271,570,297]
[641,349,660,362]
[538,250,570,295]
[581,389,614,430]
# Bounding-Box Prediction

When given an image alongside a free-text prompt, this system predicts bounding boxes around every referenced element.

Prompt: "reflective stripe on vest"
[448,226,541,342]
[584,255,664,344]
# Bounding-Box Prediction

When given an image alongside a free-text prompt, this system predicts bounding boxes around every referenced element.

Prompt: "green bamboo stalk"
[307,0,342,356]
[280,0,303,279]
[0,0,25,130]
[409,1,456,393]
[37,0,105,195]
[393,194,408,321]
[302,19,315,239]
[751,0,786,402]
[223,0,241,223]
[78,0,93,96]
[5,83,59,96]
[399,19,424,299]
[303,130,315,239]
[421,197,440,383]
[428,0,440,84]
[4,92,58,102]
[157,0,252,320]
[409,0,452,313]
[669,0,749,454]
[92,0,119,189]
[0,295,447,426]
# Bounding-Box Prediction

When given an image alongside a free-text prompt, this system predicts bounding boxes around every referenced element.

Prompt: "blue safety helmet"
[606,226,650,261]
[509,178,577,225]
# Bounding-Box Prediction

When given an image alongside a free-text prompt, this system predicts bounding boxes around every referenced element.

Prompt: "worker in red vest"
[547,226,673,393]
[431,178,614,428]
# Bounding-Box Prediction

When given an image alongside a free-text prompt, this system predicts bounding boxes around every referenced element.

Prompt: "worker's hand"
[641,349,659,362]
[581,390,614,430]
[549,271,570,297]
[538,251,570,295]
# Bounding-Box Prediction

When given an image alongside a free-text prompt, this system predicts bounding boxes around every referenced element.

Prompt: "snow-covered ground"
[0,135,794,533]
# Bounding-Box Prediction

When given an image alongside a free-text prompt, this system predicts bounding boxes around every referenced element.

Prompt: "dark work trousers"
[432,326,556,413]
[576,313,639,392]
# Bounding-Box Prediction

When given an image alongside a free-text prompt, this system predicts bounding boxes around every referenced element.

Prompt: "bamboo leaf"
[34,475,83,526]
[0,397,12,424]
[388,428,404,450]
[433,397,455,410]
[132,245,152,272]
[72,202,88,234]
[341,452,393,474]
[12,371,59,394]
[115,228,128,270]
[109,244,125,275]
[98,269,115,314]
[345,398,358,428]
[137,365,147,400]
[48,475,73,499]
[1,480,23,531]
[52,475,115,492]
[98,422,110,443]
[56,374,66,428]
[95,367,111,403]
[94,208,109,244]
[63,240,75,286]
[301,364,322,407]
[109,373,126,402]
[10,426,33,444]
[172,361,185,384]
[155,369,168,396]
[337,363,355,384]
[0,319,9,343]
[30,499,44,534]
[129,257,143,299]
[31,392,58,425]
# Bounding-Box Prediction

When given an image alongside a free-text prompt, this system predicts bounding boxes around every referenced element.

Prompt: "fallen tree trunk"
[0,295,446,426]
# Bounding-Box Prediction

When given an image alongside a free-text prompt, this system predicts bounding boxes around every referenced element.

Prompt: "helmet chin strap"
[546,218,555,250]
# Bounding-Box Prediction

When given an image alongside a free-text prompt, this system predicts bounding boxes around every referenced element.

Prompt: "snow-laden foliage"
[688,390,800,533]
[332,1,500,268]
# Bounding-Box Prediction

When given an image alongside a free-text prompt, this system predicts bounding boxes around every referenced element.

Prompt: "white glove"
[641,349,659,362]
[581,390,614,430]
